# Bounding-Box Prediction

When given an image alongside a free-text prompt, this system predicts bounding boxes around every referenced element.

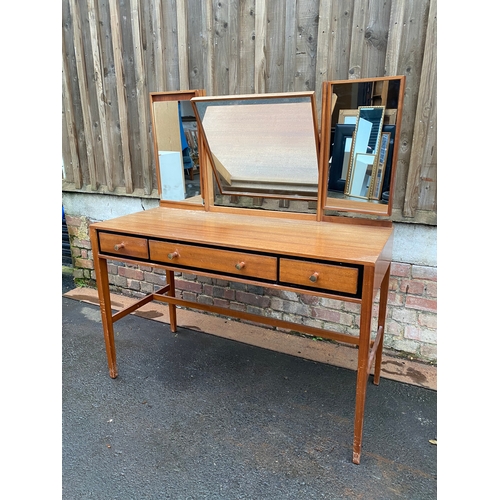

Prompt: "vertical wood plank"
[403,0,436,216]
[213,0,230,94]
[87,0,114,191]
[238,0,256,93]
[62,31,82,188]
[267,0,286,92]
[315,0,332,92]
[363,0,391,77]
[283,0,297,92]
[163,0,180,91]
[177,0,190,90]
[348,0,369,79]
[151,0,166,91]
[130,0,152,194]
[254,0,267,93]
[386,0,430,211]
[70,0,98,190]
[96,0,124,189]
[331,1,354,80]
[203,0,215,95]
[228,0,240,94]
[186,0,205,90]
[109,0,134,193]
[294,0,319,91]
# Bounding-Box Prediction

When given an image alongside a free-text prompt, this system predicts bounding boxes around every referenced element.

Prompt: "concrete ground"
[62,271,437,499]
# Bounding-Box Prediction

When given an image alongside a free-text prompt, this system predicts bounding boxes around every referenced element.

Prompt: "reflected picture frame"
[369,131,391,200]
[345,152,376,199]
[328,124,355,192]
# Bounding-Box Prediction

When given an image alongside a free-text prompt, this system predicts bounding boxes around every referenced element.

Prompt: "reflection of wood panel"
[153,101,182,153]
[200,101,318,193]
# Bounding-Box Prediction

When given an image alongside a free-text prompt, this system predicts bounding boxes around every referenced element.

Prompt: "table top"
[91,207,393,266]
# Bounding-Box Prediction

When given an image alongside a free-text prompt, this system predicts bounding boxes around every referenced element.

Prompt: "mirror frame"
[318,76,406,217]
[191,92,321,203]
[149,90,205,208]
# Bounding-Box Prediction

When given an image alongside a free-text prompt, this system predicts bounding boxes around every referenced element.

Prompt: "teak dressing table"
[90,77,406,464]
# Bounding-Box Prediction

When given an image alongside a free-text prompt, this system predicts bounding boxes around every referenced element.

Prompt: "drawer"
[279,258,359,295]
[149,240,277,281]
[99,232,149,259]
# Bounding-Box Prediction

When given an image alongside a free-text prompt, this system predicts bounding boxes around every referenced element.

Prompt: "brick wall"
[66,214,437,364]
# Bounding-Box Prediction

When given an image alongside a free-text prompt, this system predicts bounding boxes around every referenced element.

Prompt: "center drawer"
[279,258,359,295]
[149,240,278,281]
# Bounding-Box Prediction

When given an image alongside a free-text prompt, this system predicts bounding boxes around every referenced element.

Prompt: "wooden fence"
[62,0,436,224]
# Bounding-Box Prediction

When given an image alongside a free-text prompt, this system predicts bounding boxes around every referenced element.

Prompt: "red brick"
[406,295,437,312]
[175,279,202,293]
[118,267,144,280]
[390,262,411,277]
[311,307,341,323]
[400,279,425,295]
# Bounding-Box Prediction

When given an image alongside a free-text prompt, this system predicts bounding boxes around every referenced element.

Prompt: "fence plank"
[254,0,267,92]
[403,0,436,216]
[237,0,256,93]
[348,0,369,79]
[294,0,318,91]
[87,0,114,191]
[177,0,190,90]
[363,0,391,77]
[62,32,82,188]
[109,0,133,193]
[70,0,98,190]
[131,0,152,194]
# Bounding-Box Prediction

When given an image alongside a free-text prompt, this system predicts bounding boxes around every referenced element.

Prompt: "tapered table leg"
[352,267,374,464]
[90,228,118,378]
[166,269,177,332]
[374,266,390,386]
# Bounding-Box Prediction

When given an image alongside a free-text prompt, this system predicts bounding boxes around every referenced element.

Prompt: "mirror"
[191,92,320,205]
[320,76,405,216]
[150,90,205,205]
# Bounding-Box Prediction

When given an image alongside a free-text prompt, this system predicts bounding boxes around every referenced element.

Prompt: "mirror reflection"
[322,77,404,216]
[150,91,203,204]
[192,93,320,202]
[344,106,385,199]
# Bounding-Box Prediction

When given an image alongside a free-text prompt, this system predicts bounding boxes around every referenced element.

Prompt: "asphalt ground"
[62,272,437,499]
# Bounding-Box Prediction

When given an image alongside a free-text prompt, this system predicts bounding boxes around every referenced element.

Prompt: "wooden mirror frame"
[149,90,206,208]
[318,76,405,218]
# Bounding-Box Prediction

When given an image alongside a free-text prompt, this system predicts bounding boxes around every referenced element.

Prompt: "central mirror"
[319,76,405,217]
[192,92,320,205]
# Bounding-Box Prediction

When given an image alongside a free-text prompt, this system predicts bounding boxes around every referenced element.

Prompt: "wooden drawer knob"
[309,272,319,283]
[235,262,246,270]
[167,251,179,260]
[114,243,125,251]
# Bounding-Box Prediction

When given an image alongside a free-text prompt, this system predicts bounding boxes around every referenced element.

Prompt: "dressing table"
[90,77,406,464]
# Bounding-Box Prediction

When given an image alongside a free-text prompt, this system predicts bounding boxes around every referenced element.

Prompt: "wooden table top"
[91,207,393,266]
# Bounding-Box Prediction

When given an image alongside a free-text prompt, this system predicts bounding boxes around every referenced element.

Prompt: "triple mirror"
[149,77,405,218]
[319,76,405,216]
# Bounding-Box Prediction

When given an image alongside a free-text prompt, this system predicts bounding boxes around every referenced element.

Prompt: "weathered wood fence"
[62,0,436,224]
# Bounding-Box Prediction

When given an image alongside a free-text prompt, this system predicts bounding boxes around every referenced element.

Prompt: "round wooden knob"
[114,243,125,251]
[309,272,319,283]
[167,251,179,260]
[235,262,246,270]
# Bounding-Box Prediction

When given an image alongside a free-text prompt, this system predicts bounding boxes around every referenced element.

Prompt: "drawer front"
[149,240,277,281]
[99,232,149,259]
[279,258,359,295]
